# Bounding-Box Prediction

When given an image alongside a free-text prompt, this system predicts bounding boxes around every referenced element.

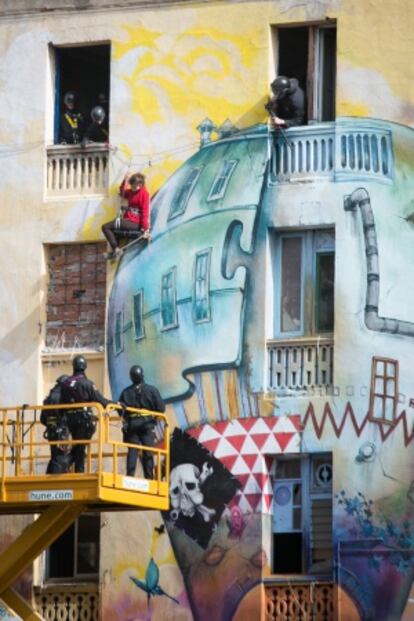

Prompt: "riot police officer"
[82,106,108,145]
[61,355,111,473]
[59,91,83,144]
[118,365,165,479]
[265,76,305,128]
[42,375,72,474]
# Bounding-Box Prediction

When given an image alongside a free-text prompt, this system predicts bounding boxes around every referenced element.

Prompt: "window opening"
[271,454,332,576]
[45,243,106,351]
[53,44,110,144]
[274,23,336,123]
[193,249,212,323]
[207,160,238,201]
[133,290,145,340]
[273,229,335,337]
[161,268,178,329]
[369,357,399,424]
[168,167,203,220]
[46,514,100,581]
[114,310,124,354]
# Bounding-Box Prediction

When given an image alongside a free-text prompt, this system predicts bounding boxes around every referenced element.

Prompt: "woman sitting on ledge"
[102,172,150,260]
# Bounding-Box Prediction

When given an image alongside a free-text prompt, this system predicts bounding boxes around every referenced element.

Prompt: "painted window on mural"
[273,23,336,122]
[52,44,110,144]
[168,167,203,220]
[133,290,145,340]
[193,249,212,323]
[114,310,124,354]
[369,357,399,424]
[271,454,332,575]
[46,514,100,581]
[207,160,238,201]
[161,268,178,329]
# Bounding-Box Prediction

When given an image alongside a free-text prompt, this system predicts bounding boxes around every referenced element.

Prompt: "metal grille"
[265,583,335,621]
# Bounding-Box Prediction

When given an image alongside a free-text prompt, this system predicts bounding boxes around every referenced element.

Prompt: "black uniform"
[42,380,72,474]
[267,78,305,128]
[60,373,110,472]
[59,109,83,144]
[82,121,108,144]
[118,383,165,478]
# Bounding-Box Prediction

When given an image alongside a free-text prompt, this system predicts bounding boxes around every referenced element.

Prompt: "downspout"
[344,187,414,337]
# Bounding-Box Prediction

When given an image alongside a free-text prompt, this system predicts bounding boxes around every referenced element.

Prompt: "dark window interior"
[54,44,110,143]
[47,514,100,581]
[273,533,303,573]
[277,27,309,96]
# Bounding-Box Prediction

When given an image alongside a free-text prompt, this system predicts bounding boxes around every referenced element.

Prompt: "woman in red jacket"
[102,172,150,259]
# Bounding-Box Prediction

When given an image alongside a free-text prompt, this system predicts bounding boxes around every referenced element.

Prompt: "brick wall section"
[46,243,107,350]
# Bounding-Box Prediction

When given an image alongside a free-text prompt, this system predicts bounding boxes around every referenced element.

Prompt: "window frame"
[193,248,212,324]
[271,453,333,578]
[369,357,399,424]
[168,166,203,221]
[114,308,124,355]
[271,21,336,124]
[272,229,335,339]
[161,267,179,330]
[132,289,145,340]
[207,159,238,202]
[45,514,100,583]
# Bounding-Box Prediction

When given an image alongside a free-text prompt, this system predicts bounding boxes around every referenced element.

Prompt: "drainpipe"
[344,187,414,338]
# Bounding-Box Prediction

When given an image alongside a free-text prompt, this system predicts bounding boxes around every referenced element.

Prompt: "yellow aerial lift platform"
[0,403,170,620]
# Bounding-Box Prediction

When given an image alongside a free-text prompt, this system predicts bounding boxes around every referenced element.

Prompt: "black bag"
[68,409,97,439]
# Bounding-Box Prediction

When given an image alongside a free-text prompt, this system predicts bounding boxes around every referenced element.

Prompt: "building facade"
[0,1,413,619]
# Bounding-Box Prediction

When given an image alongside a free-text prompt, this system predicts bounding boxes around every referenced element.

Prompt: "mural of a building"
[0,1,413,620]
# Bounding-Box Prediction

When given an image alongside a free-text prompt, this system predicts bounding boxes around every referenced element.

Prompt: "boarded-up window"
[45,243,106,351]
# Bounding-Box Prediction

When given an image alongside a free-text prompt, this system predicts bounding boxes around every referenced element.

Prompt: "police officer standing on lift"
[118,365,165,479]
[61,355,112,473]
[42,374,72,474]
[265,75,305,128]
[59,91,83,144]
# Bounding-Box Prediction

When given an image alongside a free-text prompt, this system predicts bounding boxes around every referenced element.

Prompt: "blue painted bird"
[130,557,179,607]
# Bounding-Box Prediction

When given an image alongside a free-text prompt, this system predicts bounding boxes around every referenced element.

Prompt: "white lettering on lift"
[29,490,74,502]
[123,477,150,492]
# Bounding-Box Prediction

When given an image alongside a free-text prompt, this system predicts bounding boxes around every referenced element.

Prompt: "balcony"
[46,144,109,198]
[270,118,393,184]
[268,337,334,395]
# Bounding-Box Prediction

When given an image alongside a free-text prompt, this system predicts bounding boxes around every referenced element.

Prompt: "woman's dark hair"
[129,173,145,186]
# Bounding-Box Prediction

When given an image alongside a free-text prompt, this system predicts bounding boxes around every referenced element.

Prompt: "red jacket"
[120,180,150,230]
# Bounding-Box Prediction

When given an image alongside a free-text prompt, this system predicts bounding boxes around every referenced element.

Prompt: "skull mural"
[169,462,216,522]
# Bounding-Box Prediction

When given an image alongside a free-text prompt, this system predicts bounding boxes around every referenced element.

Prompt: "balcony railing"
[46,144,109,197]
[265,582,335,621]
[34,584,98,621]
[270,118,393,184]
[268,337,334,394]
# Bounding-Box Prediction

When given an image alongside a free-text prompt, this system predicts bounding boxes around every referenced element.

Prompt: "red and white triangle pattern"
[188,415,301,514]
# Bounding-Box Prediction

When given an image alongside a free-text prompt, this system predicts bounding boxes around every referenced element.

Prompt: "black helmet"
[271,76,291,100]
[91,105,105,124]
[64,91,75,107]
[56,374,69,385]
[73,355,87,373]
[130,365,144,385]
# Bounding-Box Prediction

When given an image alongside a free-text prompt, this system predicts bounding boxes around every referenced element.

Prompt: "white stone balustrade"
[268,337,334,393]
[46,144,109,197]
